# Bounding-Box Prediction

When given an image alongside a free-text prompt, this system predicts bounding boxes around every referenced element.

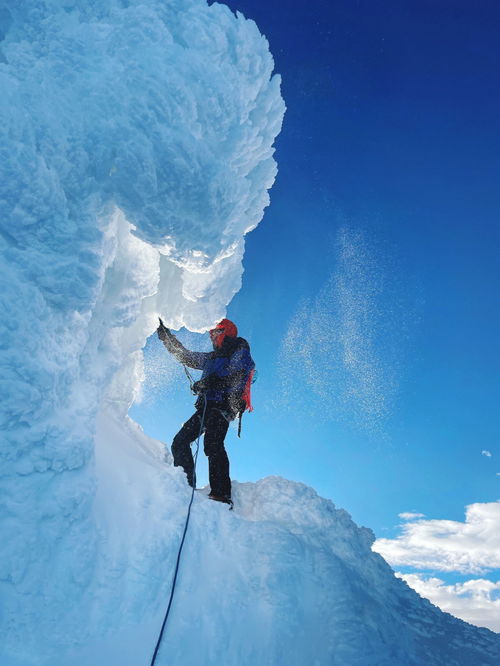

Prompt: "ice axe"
[157,318,195,392]
[157,317,170,342]
[158,316,171,337]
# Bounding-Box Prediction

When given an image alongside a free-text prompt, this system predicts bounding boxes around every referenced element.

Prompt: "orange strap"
[242,369,255,412]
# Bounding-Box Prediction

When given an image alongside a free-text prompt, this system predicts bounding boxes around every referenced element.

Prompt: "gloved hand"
[192,380,207,395]
[157,324,169,341]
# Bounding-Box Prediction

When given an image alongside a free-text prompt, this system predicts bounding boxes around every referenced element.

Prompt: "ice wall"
[0,0,284,659]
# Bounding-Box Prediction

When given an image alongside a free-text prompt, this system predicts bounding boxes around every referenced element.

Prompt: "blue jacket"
[163,333,255,414]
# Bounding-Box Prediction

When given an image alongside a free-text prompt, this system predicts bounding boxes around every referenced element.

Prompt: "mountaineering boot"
[208,492,233,508]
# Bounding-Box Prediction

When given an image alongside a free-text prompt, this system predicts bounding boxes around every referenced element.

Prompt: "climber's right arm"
[157,324,209,370]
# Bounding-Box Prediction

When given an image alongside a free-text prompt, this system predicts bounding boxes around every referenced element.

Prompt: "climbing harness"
[149,393,207,666]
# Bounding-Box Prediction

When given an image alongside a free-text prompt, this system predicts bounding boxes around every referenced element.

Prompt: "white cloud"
[482,450,492,457]
[398,573,500,633]
[373,501,500,574]
[398,512,425,520]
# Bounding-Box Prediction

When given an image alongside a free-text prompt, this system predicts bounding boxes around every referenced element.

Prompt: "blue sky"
[131,0,500,623]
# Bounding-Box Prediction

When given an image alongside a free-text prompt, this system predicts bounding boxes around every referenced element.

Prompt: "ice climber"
[157,318,255,505]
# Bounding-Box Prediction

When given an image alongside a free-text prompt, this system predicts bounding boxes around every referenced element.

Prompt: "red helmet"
[209,318,237,348]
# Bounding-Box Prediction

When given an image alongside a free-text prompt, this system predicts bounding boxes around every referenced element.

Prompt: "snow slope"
[33,412,500,665]
[1,1,499,665]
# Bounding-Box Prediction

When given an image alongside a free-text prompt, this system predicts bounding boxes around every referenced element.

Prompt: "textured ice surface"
[0,0,283,661]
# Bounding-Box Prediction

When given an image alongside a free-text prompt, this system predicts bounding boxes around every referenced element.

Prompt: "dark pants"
[171,408,231,497]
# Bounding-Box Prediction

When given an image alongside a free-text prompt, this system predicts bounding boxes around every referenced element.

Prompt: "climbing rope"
[181,363,196,393]
[149,393,207,666]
